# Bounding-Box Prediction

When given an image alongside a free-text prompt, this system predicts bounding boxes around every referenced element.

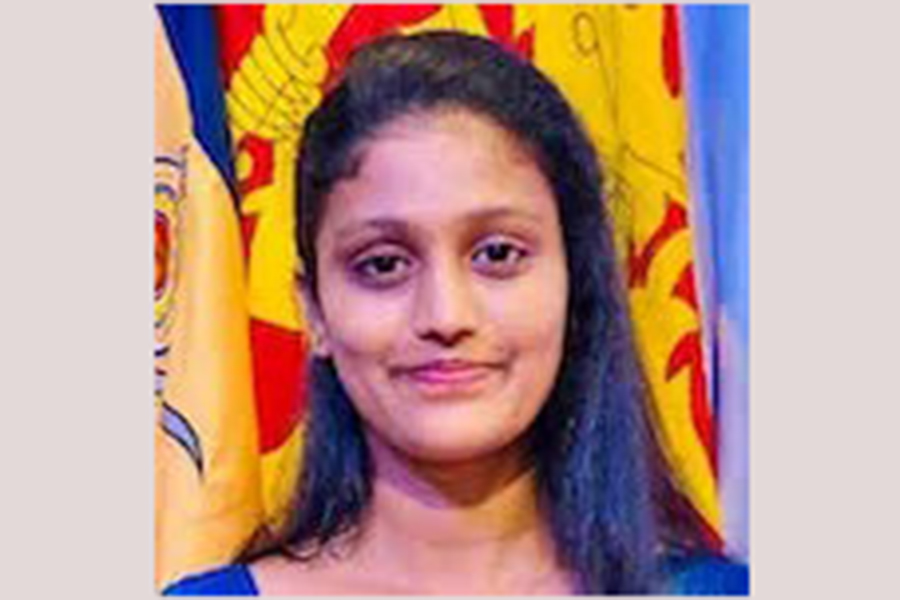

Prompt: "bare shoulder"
[248,549,387,595]
[249,549,415,595]
[249,552,338,595]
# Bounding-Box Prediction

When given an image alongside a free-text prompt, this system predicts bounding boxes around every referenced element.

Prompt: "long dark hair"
[249,31,714,594]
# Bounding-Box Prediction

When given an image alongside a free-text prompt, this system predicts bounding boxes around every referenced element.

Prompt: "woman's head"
[296,28,621,461]
[286,31,675,592]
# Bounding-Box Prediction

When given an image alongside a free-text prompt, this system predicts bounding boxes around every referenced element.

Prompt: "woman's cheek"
[322,283,410,354]
[487,267,568,348]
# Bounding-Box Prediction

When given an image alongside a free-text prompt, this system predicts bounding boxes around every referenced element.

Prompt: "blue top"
[164,556,748,595]
[164,564,258,595]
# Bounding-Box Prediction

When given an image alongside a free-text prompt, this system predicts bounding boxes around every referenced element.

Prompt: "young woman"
[166,31,747,595]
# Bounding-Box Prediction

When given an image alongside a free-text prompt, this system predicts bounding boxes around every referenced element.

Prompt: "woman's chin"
[387,417,528,466]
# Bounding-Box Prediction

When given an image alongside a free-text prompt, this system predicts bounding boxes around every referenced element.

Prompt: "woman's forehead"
[362,108,534,162]
[318,110,556,235]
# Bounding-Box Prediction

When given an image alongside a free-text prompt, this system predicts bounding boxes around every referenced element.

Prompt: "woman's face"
[311,109,569,464]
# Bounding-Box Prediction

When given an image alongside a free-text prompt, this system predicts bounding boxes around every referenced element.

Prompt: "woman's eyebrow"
[332,206,545,241]
[464,206,544,226]
[333,218,413,241]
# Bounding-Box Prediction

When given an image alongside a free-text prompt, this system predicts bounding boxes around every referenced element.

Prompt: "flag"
[155,6,263,588]
[683,4,750,560]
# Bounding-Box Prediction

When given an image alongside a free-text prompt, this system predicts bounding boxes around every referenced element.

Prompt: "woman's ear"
[296,270,332,359]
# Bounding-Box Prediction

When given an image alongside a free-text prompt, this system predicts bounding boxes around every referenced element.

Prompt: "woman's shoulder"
[662,551,749,595]
[162,563,259,596]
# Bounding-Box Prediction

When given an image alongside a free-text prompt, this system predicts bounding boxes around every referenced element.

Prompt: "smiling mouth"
[392,360,505,398]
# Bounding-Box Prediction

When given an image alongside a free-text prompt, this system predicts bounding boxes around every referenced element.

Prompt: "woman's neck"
[347,434,572,594]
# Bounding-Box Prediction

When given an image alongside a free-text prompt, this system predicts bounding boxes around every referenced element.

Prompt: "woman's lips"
[392,360,504,398]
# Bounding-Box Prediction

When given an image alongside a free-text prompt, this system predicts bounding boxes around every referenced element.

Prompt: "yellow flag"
[154,10,263,588]
[220,3,721,537]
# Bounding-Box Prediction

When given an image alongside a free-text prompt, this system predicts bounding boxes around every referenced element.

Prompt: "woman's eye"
[472,239,529,276]
[351,252,413,287]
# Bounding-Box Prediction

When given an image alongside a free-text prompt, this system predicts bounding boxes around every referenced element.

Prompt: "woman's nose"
[412,258,479,347]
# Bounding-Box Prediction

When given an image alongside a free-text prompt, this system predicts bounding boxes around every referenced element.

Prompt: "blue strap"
[666,554,750,595]
[163,564,259,596]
